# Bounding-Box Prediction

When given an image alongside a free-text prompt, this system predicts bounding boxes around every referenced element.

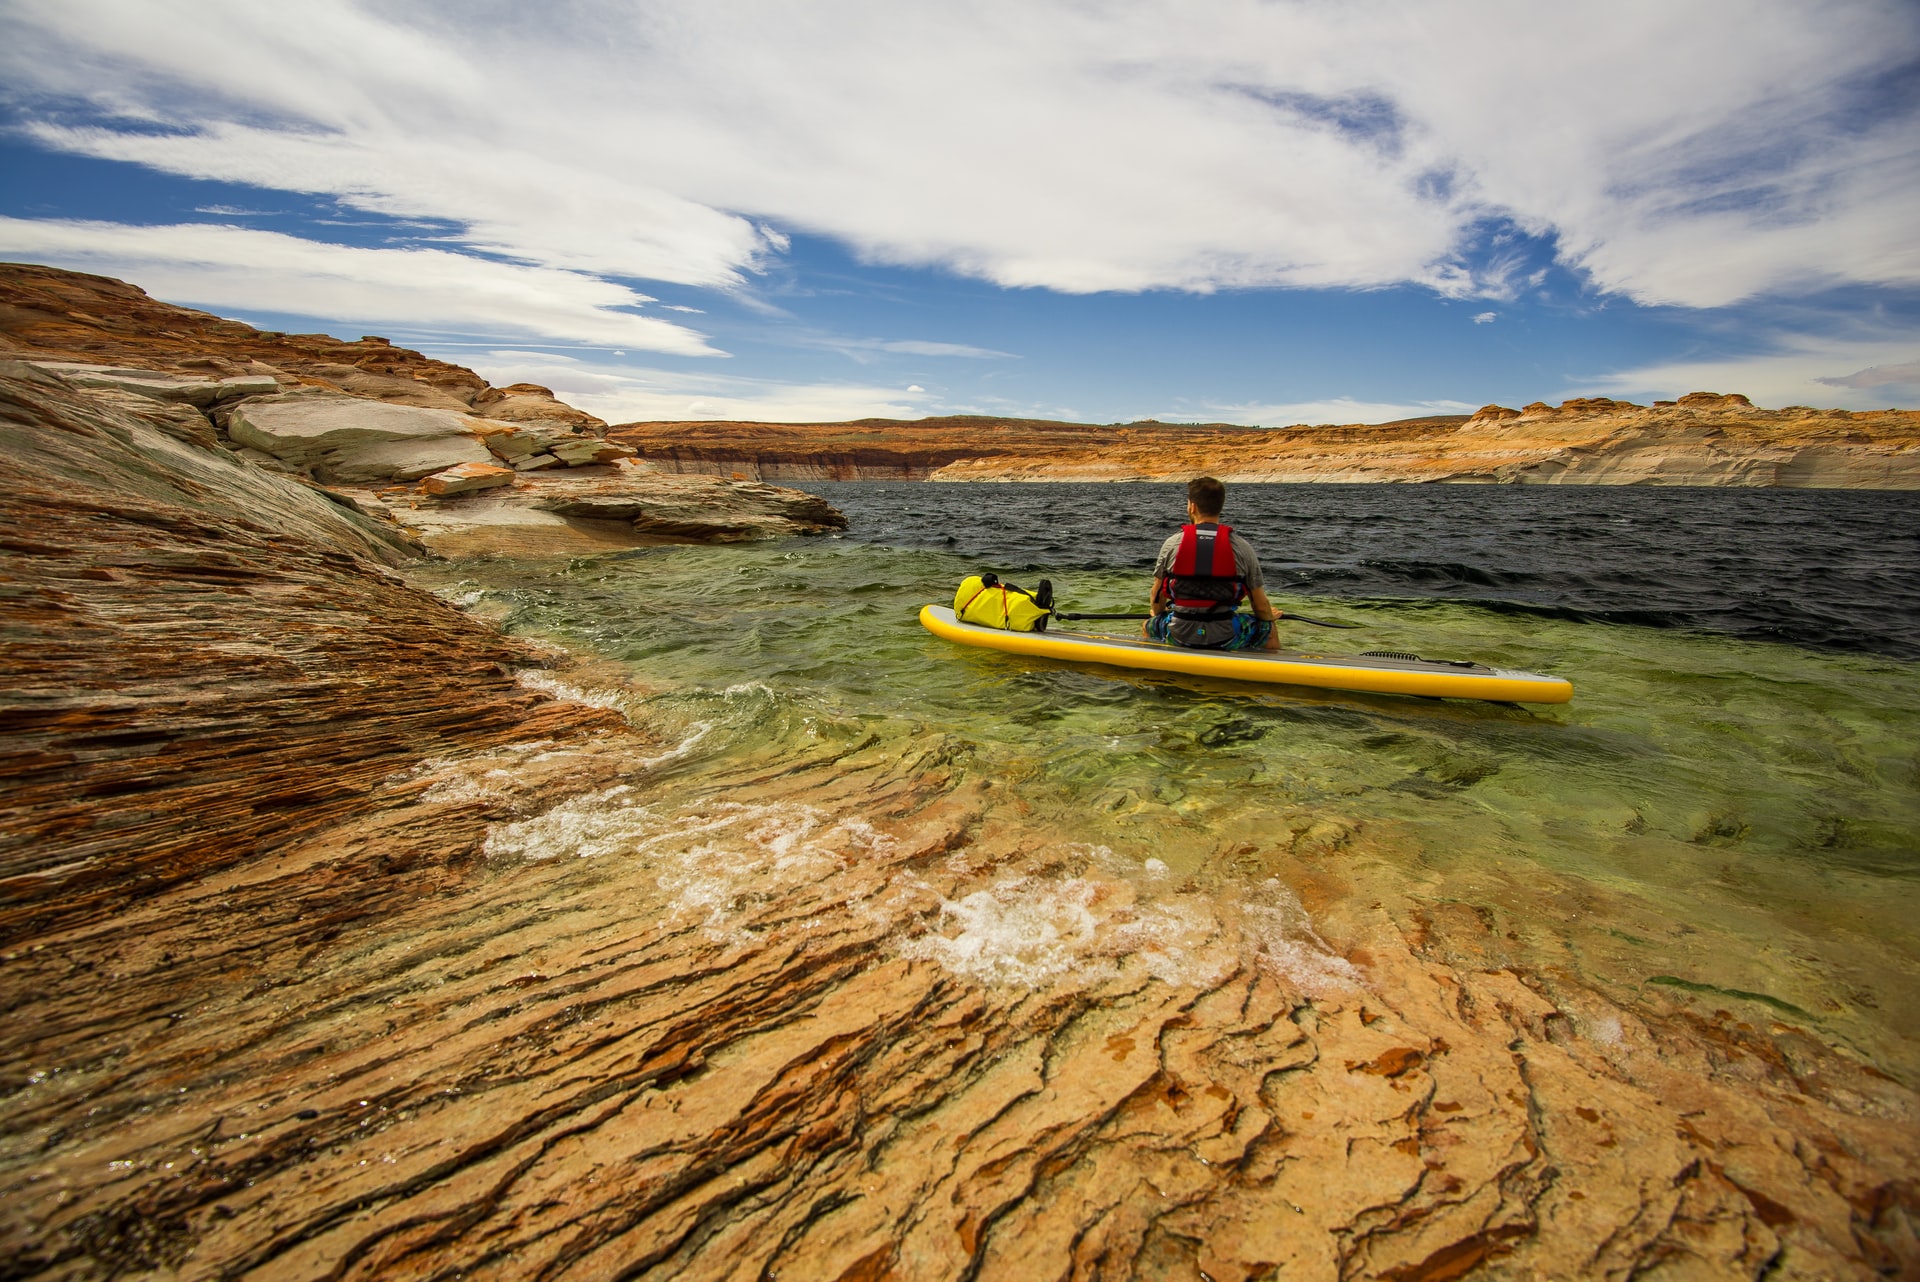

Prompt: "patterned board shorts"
[1146,612,1274,651]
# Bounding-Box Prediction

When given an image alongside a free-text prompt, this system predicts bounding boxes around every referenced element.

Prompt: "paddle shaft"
[1056,610,1362,629]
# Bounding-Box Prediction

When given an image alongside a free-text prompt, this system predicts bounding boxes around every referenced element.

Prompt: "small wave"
[899,872,1250,991]
[483,790,895,942]
[1237,880,1362,996]
[634,720,712,769]
[515,669,631,717]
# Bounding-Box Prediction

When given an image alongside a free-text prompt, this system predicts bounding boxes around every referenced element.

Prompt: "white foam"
[898,875,1234,989]
[483,790,895,942]
[482,784,649,861]
[634,720,711,769]
[515,669,631,717]
[1237,880,1362,996]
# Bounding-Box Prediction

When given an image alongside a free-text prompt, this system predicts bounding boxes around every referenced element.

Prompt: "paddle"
[1055,610,1363,629]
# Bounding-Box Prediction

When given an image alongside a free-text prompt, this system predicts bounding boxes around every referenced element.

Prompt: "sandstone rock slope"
[0,263,846,550]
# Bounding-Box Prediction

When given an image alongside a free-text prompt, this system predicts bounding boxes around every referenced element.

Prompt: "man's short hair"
[1187,476,1226,517]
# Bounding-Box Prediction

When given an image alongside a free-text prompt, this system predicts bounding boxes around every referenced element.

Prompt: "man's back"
[1146,477,1283,652]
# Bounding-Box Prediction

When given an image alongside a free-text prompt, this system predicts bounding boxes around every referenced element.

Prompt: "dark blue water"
[796,482,1920,660]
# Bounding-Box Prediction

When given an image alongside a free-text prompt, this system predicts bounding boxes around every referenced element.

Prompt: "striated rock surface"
[609,415,1263,481]
[611,399,1920,488]
[2,359,1917,1279]
[0,364,625,943]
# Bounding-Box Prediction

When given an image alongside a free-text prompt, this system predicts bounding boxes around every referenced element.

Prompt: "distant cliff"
[606,414,1281,480]
[610,397,1920,488]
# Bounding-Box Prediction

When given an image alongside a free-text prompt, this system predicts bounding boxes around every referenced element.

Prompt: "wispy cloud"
[2,0,1913,306]
[460,349,934,423]
[0,217,722,354]
[1472,312,1496,324]
[1817,358,1920,397]
[1205,397,1481,428]
[1571,333,1920,409]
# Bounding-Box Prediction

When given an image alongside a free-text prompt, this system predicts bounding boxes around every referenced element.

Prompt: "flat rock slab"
[229,395,494,484]
[421,461,516,496]
[30,361,280,407]
[390,467,846,555]
[532,470,845,539]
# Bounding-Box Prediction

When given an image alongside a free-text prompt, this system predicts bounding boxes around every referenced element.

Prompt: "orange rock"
[420,461,515,496]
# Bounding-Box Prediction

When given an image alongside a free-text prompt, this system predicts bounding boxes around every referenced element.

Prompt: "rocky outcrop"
[0,264,842,550]
[0,264,491,410]
[381,464,848,556]
[0,264,634,480]
[470,381,607,433]
[611,400,1920,488]
[228,396,499,484]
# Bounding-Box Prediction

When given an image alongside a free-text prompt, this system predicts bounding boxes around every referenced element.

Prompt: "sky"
[0,0,1916,425]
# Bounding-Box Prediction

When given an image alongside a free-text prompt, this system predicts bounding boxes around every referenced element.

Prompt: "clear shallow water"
[417,482,1920,1079]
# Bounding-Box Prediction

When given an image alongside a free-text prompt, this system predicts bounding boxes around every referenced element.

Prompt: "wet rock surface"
[3,721,1915,1279]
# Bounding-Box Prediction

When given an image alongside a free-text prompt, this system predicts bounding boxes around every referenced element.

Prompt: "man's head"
[1187,476,1226,520]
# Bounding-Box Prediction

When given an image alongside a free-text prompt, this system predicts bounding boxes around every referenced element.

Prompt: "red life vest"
[1162,523,1247,620]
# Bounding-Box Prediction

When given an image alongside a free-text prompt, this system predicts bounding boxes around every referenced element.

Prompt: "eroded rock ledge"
[0,263,846,551]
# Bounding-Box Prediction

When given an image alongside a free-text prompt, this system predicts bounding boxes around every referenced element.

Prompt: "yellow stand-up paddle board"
[919,605,1573,703]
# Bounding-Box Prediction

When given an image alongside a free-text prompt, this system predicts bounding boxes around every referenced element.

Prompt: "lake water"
[418,482,1920,1081]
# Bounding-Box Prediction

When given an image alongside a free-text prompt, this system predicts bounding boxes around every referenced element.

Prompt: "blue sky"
[1,0,1916,424]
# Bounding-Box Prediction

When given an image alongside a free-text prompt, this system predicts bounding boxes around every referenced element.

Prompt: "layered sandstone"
[0,265,845,550]
[0,262,596,425]
[2,341,1917,1279]
[611,397,1920,488]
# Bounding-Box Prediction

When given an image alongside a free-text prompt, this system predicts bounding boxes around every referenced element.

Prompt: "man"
[1145,476,1282,651]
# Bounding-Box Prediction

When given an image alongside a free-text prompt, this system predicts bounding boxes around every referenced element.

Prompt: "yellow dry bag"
[954,573,1053,632]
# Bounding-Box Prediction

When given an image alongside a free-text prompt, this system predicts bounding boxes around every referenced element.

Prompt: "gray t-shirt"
[1153,525,1265,647]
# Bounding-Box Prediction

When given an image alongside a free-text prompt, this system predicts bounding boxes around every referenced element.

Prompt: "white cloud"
[457,350,934,423]
[1570,334,1920,409]
[0,217,722,354]
[1205,397,1480,427]
[1819,358,1920,396]
[3,0,1913,307]
[1473,312,1496,324]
